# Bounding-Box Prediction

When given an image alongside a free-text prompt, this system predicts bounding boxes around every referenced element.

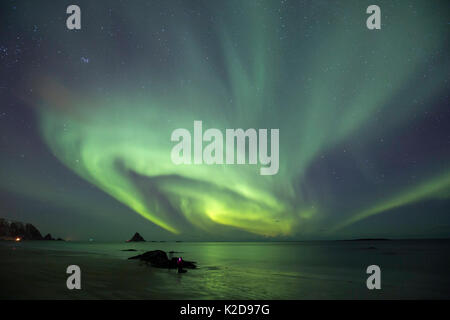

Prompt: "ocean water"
[1,240,449,299]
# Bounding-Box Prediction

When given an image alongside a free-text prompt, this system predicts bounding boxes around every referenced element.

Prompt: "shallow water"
[1,240,449,299]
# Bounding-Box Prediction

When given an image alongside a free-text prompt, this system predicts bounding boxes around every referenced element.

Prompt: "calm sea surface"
[1,240,449,299]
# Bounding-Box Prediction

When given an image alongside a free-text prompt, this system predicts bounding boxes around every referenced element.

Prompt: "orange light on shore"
[15,237,21,242]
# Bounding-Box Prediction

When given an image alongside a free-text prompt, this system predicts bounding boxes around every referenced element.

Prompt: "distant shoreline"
[3,216,450,243]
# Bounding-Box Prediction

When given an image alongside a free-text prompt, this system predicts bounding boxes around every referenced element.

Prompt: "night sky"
[0,0,449,241]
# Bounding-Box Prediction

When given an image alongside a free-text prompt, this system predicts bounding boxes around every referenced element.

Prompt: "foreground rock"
[127,232,145,242]
[129,250,197,269]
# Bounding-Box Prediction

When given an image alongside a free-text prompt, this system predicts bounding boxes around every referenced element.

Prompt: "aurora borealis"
[0,0,449,240]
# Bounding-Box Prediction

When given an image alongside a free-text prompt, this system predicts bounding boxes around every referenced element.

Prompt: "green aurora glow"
[1,0,449,239]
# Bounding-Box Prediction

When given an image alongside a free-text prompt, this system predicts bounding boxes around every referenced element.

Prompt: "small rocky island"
[44,233,65,241]
[127,232,145,242]
[129,250,197,269]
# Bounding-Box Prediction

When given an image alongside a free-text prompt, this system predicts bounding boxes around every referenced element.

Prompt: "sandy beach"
[1,240,450,299]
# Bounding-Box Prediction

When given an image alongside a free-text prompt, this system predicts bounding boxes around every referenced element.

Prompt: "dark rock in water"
[122,249,138,251]
[129,250,169,267]
[127,232,145,242]
[129,250,197,269]
[0,218,44,240]
[56,238,65,241]
[44,233,55,241]
[170,257,196,269]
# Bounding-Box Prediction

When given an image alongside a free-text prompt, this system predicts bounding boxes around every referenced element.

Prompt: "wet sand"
[0,244,181,299]
[2,240,450,299]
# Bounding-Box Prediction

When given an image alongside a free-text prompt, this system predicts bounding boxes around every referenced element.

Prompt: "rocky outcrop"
[0,218,43,240]
[128,250,197,269]
[44,233,65,241]
[127,232,145,242]
[44,233,55,241]
[0,218,64,241]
